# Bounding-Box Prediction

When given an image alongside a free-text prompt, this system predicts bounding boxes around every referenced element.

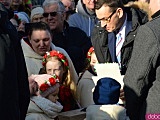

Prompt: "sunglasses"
[43,11,62,18]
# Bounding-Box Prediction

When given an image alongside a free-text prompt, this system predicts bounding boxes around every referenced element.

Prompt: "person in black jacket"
[91,0,148,75]
[85,0,149,119]
[42,0,92,75]
[0,1,30,120]
[87,0,148,118]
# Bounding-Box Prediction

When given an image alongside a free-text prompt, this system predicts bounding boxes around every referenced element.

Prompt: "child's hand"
[120,89,125,101]
[28,75,38,96]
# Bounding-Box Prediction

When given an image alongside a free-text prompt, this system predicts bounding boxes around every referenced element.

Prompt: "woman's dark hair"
[26,22,52,37]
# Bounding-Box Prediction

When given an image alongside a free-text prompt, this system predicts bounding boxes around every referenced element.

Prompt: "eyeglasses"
[99,9,117,23]
[43,11,62,18]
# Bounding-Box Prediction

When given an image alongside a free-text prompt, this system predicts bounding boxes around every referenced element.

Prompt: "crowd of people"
[0,0,160,119]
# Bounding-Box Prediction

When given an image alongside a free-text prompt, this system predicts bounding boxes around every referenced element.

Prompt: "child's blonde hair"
[42,50,77,100]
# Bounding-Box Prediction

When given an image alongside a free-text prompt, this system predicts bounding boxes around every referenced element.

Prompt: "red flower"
[40,83,50,92]
[64,61,69,67]
[58,53,65,59]
[43,54,47,59]
[50,50,58,56]
[49,77,56,86]
[15,14,18,20]
[42,50,69,69]
[39,75,59,93]
[88,47,94,55]
[87,47,94,61]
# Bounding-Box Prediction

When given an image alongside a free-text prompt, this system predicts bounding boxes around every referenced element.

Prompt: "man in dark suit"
[91,0,148,106]
[124,0,160,119]
[92,0,148,75]
[0,1,30,119]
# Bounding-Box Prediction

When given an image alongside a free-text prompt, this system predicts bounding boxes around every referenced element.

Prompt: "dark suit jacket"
[91,7,148,75]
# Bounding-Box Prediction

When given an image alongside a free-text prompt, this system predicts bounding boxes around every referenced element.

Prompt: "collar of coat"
[151,10,160,19]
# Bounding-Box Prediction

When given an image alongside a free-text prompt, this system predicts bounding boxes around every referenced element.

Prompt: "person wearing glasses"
[85,0,148,119]
[92,0,148,74]
[42,0,92,75]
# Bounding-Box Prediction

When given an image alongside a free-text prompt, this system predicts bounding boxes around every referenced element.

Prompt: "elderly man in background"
[42,0,92,74]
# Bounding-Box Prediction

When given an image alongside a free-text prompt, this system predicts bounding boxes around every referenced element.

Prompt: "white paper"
[93,63,124,88]
[92,63,124,104]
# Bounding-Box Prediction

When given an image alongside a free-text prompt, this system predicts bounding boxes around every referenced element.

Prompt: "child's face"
[17,20,26,32]
[46,88,59,103]
[90,52,98,73]
[46,57,65,83]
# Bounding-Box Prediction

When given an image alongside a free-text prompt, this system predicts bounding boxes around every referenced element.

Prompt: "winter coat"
[77,70,95,107]
[91,7,148,75]
[124,1,151,20]
[26,96,63,120]
[68,0,97,37]
[21,38,78,84]
[86,104,129,120]
[124,12,160,120]
[0,3,30,120]
[58,85,80,112]
[52,21,92,74]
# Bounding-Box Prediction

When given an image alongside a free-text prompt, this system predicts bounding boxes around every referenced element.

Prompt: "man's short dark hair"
[95,0,124,11]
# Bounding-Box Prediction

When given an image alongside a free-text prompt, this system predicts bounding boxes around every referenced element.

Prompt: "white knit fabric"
[30,7,44,20]
[15,12,30,23]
